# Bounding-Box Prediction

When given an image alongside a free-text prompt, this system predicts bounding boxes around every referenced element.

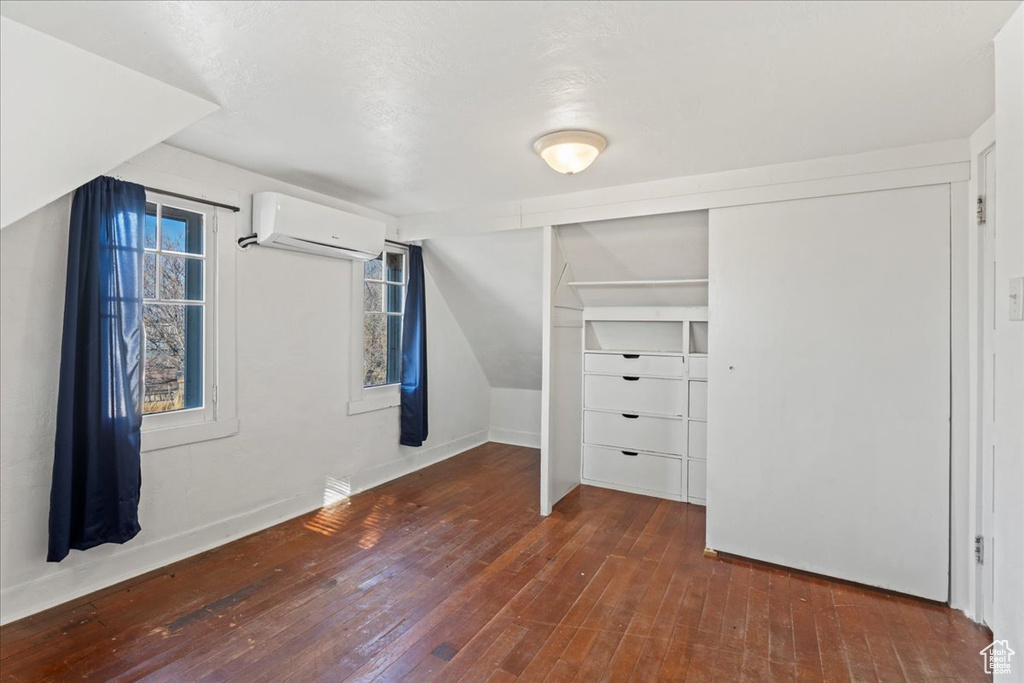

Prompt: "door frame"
[975,143,997,625]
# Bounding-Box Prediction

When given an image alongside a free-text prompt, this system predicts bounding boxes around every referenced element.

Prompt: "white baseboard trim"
[0,429,490,626]
[351,429,489,493]
[488,428,541,449]
[0,489,324,626]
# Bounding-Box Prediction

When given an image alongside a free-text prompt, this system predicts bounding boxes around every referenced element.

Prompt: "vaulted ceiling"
[422,212,711,391]
[0,17,216,228]
[1,1,1018,217]
[424,229,543,391]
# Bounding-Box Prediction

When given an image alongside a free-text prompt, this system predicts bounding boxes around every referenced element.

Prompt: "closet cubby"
[689,321,709,354]
[584,320,685,354]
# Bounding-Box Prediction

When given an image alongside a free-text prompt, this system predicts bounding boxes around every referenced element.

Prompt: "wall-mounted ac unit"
[252,192,385,260]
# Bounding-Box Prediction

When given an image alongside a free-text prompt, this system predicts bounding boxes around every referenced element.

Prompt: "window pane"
[143,253,157,299]
[143,303,203,414]
[160,206,204,254]
[160,255,203,301]
[364,257,383,280]
[363,314,388,387]
[386,252,404,283]
[145,203,158,249]
[364,281,382,312]
[386,283,404,313]
[386,314,402,384]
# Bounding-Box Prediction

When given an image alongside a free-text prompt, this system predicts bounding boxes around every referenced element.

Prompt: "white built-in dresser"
[579,314,708,505]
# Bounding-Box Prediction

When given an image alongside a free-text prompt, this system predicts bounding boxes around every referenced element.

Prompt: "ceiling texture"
[1,0,1018,217]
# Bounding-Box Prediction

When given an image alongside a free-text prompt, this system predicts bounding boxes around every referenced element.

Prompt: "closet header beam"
[567,279,709,287]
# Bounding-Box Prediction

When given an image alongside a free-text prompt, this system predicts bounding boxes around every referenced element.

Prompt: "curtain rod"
[142,184,410,243]
[236,235,412,250]
[145,186,241,213]
[143,189,409,241]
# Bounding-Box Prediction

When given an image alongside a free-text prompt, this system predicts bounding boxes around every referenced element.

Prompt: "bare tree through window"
[142,202,205,414]
[364,249,406,387]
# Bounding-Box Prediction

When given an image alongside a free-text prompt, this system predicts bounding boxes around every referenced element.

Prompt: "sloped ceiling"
[0,17,217,228]
[558,211,710,308]
[423,213,708,390]
[424,229,543,391]
[0,1,1017,216]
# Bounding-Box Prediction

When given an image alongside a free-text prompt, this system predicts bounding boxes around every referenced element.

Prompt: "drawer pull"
[621,450,639,456]
[622,354,640,359]
[622,376,640,381]
[622,413,640,419]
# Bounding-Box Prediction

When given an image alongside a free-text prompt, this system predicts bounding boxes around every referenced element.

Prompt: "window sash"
[141,193,217,424]
[363,247,407,389]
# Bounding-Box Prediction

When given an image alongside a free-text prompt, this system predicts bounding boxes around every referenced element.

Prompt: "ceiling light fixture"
[533,130,607,175]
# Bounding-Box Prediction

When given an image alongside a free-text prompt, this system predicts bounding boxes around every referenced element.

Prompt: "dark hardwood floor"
[0,443,992,681]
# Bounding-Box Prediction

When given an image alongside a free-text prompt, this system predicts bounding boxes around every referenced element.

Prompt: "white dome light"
[533,131,607,175]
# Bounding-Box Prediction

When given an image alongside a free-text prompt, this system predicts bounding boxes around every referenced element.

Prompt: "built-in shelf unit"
[580,311,708,505]
[541,209,711,514]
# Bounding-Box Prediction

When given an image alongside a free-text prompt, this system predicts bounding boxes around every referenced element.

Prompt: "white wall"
[423,230,545,451]
[489,388,542,448]
[993,5,1024,675]
[0,143,491,624]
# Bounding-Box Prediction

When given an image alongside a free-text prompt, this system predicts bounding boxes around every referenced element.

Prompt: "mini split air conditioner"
[251,192,386,260]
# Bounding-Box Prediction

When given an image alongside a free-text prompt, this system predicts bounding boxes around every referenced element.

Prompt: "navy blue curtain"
[48,177,146,562]
[400,246,428,447]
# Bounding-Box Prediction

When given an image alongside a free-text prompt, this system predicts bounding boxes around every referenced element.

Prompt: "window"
[142,195,215,422]
[362,247,407,388]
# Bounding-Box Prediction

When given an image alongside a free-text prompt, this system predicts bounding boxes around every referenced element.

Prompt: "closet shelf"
[567,279,709,287]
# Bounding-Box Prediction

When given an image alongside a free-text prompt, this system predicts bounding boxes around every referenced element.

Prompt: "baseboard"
[0,429,490,626]
[580,477,685,503]
[487,428,541,449]
[350,430,489,493]
[0,489,324,626]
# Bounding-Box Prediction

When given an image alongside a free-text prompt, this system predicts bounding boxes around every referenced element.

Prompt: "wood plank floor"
[0,443,992,682]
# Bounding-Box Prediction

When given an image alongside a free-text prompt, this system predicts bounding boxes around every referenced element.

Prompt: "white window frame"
[141,194,215,427]
[137,188,239,451]
[348,243,409,415]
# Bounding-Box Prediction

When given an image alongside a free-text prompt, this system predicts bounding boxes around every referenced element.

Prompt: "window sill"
[348,393,401,415]
[142,418,240,452]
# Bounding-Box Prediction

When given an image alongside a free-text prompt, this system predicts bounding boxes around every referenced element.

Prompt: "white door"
[707,185,951,601]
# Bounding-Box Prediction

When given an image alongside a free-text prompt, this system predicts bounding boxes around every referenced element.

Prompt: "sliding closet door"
[707,185,950,600]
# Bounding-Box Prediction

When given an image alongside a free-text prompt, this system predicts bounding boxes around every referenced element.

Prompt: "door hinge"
[975,535,985,565]
[212,384,218,404]
[977,195,986,225]
[213,213,219,233]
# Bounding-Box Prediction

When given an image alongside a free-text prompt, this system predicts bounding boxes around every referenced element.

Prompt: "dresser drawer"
[584,410,685,455]
[583,445,682,498]
[687,459,707,502]
[687,419,707,459]
[584,353,684,378]
[584,374,684,416]
[688,356,708,379]
[688,380,708,420]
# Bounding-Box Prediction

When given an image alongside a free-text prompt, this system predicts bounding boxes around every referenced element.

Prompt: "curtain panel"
[48,176,146,562]
[400,245,428,447]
